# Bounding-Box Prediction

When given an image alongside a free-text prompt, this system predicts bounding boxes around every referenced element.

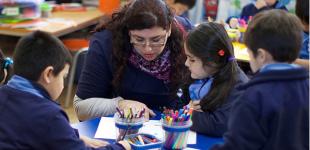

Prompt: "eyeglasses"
[130,33,168,48]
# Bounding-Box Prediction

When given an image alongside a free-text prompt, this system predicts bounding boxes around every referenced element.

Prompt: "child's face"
[184,44,217,79]
[264,0,277,6]
[47,64,70,100]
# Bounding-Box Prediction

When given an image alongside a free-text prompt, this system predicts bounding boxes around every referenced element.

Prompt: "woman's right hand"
[118,100,156,120]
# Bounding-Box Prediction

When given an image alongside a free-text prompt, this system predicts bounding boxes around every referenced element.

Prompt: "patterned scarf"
[128,48,171,84]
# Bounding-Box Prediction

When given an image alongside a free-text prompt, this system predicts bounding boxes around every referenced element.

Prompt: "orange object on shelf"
[53,4,87,12]
[62,39,89,52]
[99,0,120,15]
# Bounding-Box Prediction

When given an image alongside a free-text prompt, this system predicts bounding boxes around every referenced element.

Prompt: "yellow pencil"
[137,135,145,145]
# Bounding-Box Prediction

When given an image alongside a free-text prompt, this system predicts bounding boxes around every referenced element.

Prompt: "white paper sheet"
[94,117,197,144]
[94,117,116,139]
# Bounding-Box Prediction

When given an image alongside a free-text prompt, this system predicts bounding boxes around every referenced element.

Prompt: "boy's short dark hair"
[244,10,303,63]
[13,31,72,81]
[175,0,196,9]
[295,0,309,24]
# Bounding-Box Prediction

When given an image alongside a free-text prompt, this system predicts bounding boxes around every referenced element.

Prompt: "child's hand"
[80,135,109,148]
[118,140,131,150]
[255,0,267,9]
[189,100,203,112]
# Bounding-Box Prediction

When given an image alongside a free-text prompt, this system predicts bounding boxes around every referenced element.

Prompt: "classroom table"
[0,9,103,37]
[72,118,224,150]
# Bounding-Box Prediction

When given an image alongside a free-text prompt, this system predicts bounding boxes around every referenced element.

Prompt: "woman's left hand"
[189,100,203,112]
[80,135,109,148]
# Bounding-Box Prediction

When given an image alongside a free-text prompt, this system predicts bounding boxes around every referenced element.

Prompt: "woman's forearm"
[73,95,123,121]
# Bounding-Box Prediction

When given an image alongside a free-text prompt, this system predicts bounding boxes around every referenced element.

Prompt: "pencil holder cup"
[124,133,163,150]
[114,113,144,142]
[161,120,192,150]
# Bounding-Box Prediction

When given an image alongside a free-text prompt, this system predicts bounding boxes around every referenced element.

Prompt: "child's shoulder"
[1,84,62,113]
[244,67,307,87]
[0,84,66,128]
[237,67,308,104]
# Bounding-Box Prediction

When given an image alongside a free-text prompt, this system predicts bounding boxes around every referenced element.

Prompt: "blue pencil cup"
[162,120,192,150]
[124,133,162,150]
[114,113,144,142]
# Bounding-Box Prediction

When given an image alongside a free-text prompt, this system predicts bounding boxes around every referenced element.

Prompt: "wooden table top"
[0,9,103,37]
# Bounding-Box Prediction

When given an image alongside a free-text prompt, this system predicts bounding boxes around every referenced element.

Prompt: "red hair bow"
[218,49,225,56]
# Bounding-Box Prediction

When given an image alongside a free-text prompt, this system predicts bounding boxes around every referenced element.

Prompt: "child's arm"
[44,110,128,150]
[190,102,232,137]
[80,135,109,148]
[190,84,246,137]
[80,136,131,150]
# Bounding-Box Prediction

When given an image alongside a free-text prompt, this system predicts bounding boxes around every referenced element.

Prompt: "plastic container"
[0,0,43,19]
[124,133,162,150]
[162,120,192,150]
[114,113,144,142]
[40,2,52,18]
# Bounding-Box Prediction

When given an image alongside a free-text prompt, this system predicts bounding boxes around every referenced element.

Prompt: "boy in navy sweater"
[211,10,309,150]
[240,0,287,22]
[0,31,130,150]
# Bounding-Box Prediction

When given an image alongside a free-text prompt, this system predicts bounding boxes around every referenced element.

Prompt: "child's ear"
[257,48,274,64]
[41,66,54,84]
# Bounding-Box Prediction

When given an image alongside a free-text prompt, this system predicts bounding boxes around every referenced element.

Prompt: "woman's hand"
[118,140,131,150]
[118,100,156,120]
[189,100,203,112]
[80,135,109,148]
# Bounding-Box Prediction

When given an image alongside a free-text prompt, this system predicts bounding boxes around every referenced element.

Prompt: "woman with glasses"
[74,0,193,121]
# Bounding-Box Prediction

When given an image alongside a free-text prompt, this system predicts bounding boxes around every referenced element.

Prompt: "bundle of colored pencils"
[116,107,145,123]
[161,107,193,126]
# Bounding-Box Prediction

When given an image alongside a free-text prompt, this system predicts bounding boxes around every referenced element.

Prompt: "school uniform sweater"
[211,64,309,150]
[76,16,193,111]
[0,75,124,150]
[240,1,287,21]
[190,66,249,137]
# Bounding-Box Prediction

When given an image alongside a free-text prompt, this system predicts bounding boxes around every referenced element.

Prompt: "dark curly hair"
[94,0,190,101]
